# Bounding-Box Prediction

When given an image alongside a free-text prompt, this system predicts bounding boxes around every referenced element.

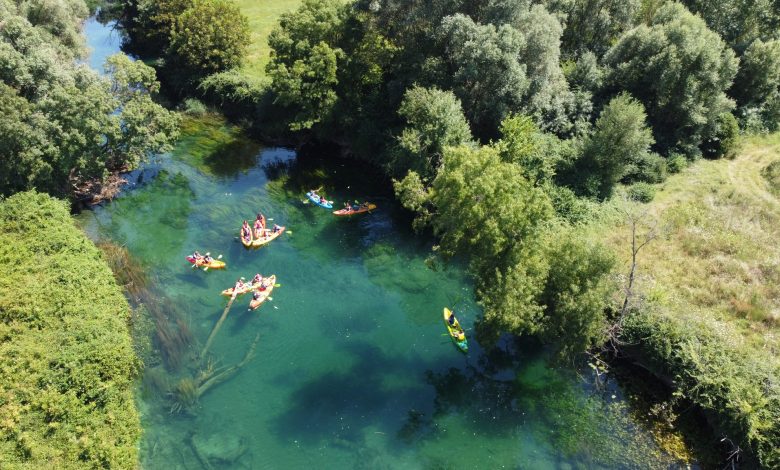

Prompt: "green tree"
[429,144,554,273]
[539,230,615,356]
[680,0,780,49]
[731,39,780,130]
[393,86,472,178]
[548,0,640,57]
[267,0,346,130]
[493,114,563,184]
[0,0,178,198]
[438,14,529,137]
[168,0,250,77]
[604,2,738,156]
[576,93,655,199]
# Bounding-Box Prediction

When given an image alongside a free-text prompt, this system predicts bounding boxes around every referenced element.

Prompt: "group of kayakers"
[241,212,283,244]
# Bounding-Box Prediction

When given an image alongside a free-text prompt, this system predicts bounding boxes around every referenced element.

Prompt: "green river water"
[77,16,679,469]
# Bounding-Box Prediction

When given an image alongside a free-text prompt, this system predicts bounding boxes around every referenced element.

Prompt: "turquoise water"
[79,17,678,470]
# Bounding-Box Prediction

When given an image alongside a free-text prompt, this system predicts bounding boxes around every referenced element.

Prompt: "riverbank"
[593,133,780,467]
[0,192,140,468]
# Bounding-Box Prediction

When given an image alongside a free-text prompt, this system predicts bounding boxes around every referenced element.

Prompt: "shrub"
[667,153,688,174]
[181,98,207,116]
[627,182,656,203]
[0,192,140,468]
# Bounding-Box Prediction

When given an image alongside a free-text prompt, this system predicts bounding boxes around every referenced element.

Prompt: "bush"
[702,112,741,159]
[627,182,656,203]
[667,153,688,174]
[180,98,208,116]
[0,192,140,468]
[622,311,780,468]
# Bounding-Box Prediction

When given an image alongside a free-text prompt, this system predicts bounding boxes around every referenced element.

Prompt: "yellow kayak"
[221,281,258,297]
[251,226,285,247]
[443,308,468,352]
[249,275,277,310]
[186,255,226,269]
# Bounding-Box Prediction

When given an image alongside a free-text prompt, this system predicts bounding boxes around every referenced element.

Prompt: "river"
[78,14,679,469]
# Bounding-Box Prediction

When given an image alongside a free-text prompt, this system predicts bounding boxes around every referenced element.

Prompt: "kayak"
[251,226,286,247]
[333,203,376,216]
[306,191,333,209]
[185,255,226,269]
[249,275,277,310]
[443,308,468,353]
[221,281,259,297]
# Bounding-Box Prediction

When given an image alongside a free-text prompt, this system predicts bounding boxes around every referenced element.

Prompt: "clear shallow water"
[80,17,677,470]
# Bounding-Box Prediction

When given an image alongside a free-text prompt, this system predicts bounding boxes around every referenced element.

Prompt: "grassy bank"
[0,192,140,468]
[595,134,780,466]
[234,0,302,77]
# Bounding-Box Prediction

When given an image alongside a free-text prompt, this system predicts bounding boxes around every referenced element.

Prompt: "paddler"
[241,220,252,241]
[252,273,263,285]
[272,223,281,233]
[447,310,457,327]
[343,202,353,212]
[253,218,264,239]
[234,278,245,294]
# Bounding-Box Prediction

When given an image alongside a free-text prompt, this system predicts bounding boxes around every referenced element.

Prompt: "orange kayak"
[251,226,285,247]
[249,275,276,310]
[333,204,376,216]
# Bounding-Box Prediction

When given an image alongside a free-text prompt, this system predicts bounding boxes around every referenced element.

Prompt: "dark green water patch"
[173,114,262,177]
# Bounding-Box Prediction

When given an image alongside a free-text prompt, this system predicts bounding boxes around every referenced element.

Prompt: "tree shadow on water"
[268,341,431,448]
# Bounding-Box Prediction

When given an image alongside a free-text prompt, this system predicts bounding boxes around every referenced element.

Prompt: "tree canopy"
[604,2,738,156]
[0,2,179,198]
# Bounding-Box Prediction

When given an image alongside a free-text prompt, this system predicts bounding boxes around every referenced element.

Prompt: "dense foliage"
[0,0,178,198]
[0,192,140,468]
[168,0,250,77]
[121,0,251,83]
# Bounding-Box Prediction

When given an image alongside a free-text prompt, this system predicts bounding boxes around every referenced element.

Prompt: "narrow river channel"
[77,14,678,469]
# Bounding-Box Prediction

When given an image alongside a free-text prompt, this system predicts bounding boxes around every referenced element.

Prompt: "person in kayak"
[272,224,282,233]
[343,202,353,212]
[252,290,262,301]
[203,254,214,264]
[319,195,327,204]
[192,250,202,260]
[253,218,264,239]
[256,212,266,230]
[447,310,457,327]
[234,278,245,293]
[252,273,263,285]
